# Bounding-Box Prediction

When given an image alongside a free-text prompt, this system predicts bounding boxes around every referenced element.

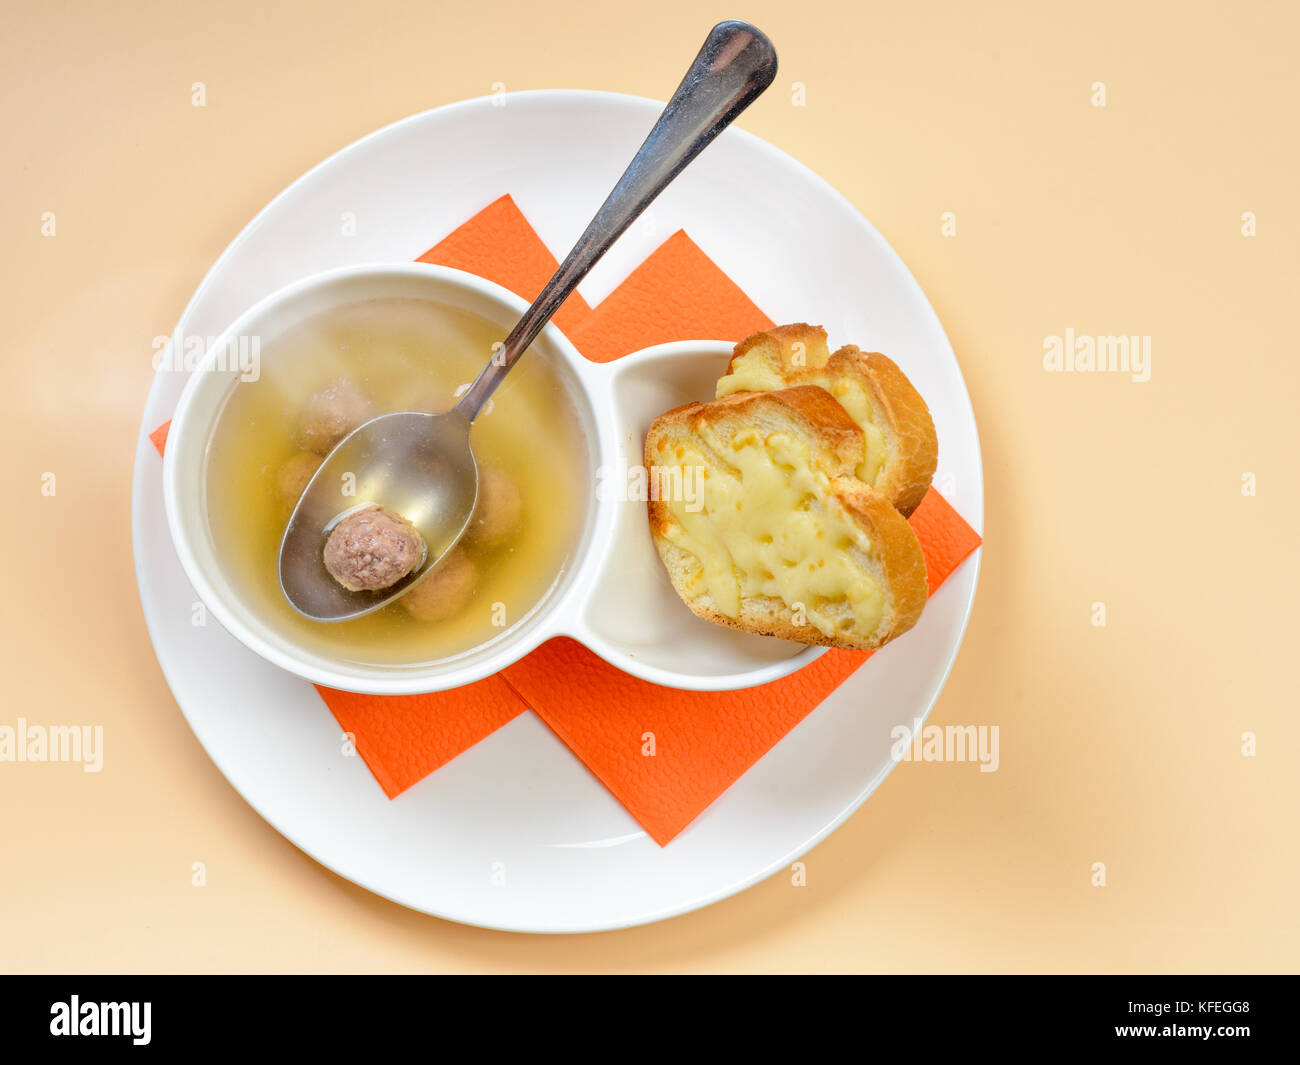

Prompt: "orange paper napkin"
[153,194,981,844]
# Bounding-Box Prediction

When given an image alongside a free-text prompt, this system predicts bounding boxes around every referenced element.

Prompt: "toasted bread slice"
[716,324,938,516]
[645,387,928,651]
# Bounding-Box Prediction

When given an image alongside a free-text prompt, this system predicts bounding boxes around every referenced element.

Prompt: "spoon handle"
[455,19,777,419]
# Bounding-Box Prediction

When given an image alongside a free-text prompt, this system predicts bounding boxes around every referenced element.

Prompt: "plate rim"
[130,88,984,934]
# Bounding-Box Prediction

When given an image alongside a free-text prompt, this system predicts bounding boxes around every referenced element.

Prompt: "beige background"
[2,0,1296,972]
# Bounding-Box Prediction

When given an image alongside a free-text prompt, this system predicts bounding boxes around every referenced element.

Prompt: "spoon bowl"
[279,409,477,621]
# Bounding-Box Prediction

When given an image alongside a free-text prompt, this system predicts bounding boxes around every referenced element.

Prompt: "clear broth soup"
[204,297,588,666]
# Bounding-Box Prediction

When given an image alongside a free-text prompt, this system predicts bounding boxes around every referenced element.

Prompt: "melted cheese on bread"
[661,426,885,637]
[718,350,888,486]
[646,387,927,651]
[714,324,937,517]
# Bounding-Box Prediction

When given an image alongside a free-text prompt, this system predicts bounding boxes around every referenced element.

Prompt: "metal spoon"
[279,19,777,621]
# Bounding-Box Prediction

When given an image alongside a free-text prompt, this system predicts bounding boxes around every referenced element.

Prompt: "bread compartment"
[573,341,825,689]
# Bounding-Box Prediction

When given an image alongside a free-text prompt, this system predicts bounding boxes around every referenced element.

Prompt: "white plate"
[132,90,983,933]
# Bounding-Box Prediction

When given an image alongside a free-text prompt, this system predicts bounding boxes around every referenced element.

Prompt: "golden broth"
[204,297,588,666]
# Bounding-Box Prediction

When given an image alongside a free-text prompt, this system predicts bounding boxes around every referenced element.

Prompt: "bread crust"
[731,322,832,372]
[721,325,938,516]
[835,483,929,639]
[645,388,928,651]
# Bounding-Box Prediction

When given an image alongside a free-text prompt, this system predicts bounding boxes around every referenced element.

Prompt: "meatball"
[464,464,522,547]
[323,505,424,592]
[298,378,371,455]
[401,548,478,622]
[275,451,323,508]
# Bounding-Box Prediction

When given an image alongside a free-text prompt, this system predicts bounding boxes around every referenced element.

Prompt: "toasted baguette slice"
[716,323,938,516]
[645,387,927,651]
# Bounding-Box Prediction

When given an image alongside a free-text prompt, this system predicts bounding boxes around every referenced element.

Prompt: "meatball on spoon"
[279,20,777,621]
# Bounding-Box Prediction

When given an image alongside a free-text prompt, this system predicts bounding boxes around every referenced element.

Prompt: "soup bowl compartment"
[163,263,824,694]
